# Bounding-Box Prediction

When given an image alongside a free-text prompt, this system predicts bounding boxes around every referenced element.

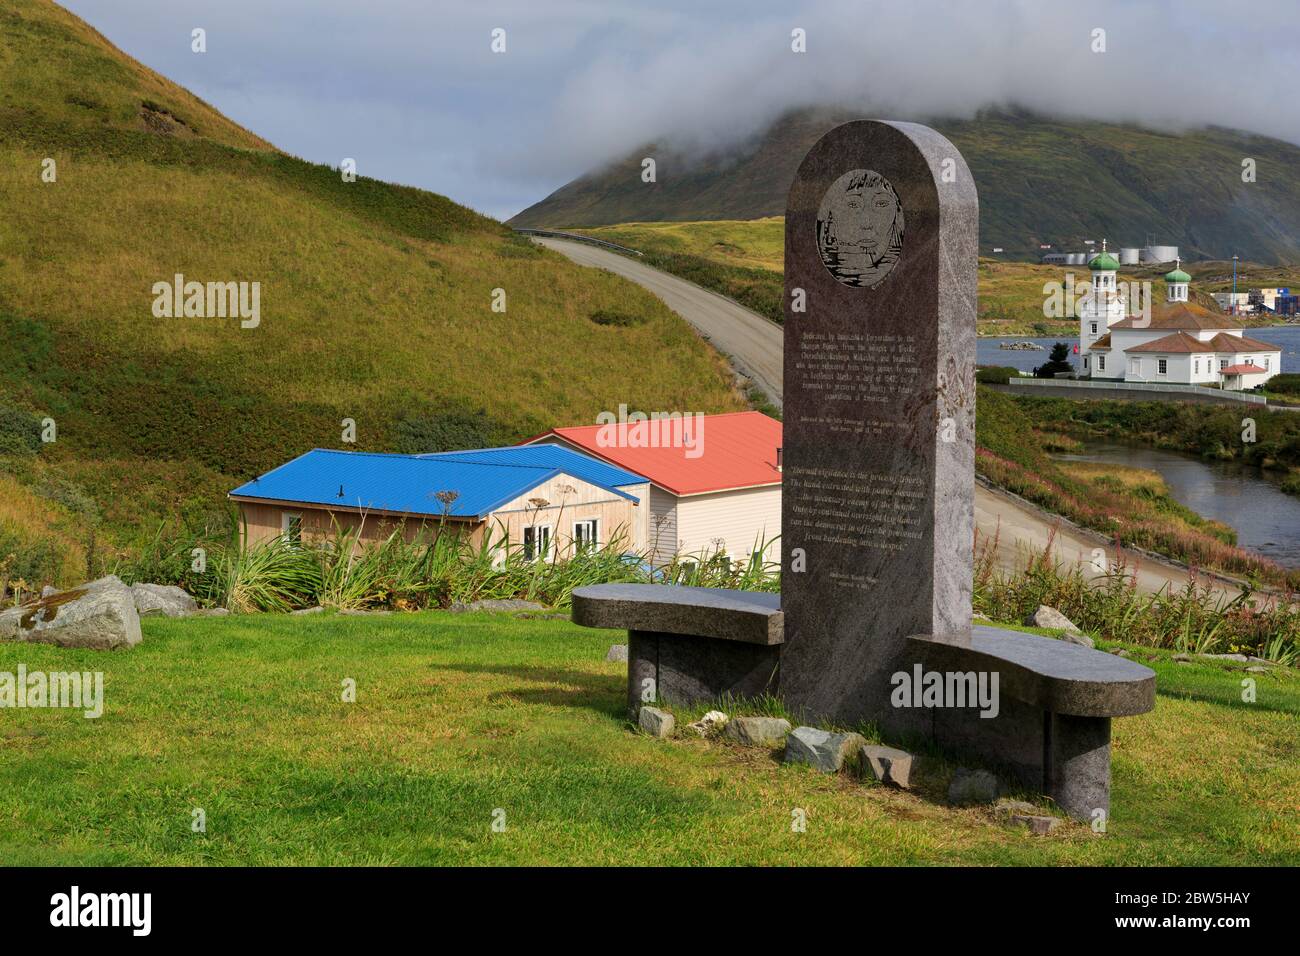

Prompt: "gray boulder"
[783,727,867,773]
[1026,605,1093,646]
[194,607,230,617]
[0,575,141,650]
[861,744,915,788]
[948,768,1000,806]
[724,716,792,747]
[638,706,674,738]
[605,644,628,663]
[131,583,198,618]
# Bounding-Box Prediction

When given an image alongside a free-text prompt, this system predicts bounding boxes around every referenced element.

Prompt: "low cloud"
[61,0,1300,219]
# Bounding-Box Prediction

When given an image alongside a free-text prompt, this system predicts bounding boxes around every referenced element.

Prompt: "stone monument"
[572,120,1155,820]
[780,120,977,731]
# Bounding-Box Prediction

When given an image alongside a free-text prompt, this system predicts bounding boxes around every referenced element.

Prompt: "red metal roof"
[1220,363,1268,375]
[525,412,782,496]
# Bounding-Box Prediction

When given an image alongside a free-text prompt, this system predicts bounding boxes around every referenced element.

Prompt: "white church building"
[1078,244,1282,391]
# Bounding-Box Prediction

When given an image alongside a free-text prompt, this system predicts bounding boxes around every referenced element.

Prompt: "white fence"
[1007,377,1268,406]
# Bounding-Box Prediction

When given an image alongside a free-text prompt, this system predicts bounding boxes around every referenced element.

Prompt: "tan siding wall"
[237,501,477,548]
[487,472,644,556]
[675,485,781,564]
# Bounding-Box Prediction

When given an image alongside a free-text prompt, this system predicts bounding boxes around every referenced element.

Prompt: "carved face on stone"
[816,168,904,289]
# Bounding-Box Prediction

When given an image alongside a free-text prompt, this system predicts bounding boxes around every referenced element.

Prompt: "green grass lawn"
[1,612,1295,865]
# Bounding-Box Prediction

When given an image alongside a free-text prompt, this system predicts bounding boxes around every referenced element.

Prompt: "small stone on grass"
[783,727,867,773]
[638,706,674,738]
[724,716,791,747]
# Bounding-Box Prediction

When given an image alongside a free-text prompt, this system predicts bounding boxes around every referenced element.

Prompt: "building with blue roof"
[229,446,650,557]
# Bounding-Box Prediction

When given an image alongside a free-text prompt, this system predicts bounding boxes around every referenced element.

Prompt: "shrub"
[589,310,644,327]
[393,408,510,454]
[1266,373,1300,396]
[975,366,1019,385]
[0,403,41,456]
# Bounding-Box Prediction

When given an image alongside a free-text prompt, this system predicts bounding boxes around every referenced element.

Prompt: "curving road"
[535,235,1243,599]
[533,236,785,407]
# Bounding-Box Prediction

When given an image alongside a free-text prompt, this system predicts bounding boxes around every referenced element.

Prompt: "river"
[1053,441,1300,568]
[980,324,1300,373]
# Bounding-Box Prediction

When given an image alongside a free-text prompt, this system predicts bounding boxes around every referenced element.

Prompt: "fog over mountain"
[60,0,1300,218]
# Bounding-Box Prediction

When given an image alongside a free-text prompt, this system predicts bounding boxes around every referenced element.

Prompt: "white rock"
[685,710,729,737]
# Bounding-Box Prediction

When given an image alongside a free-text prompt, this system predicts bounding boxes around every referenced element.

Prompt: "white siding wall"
[675,485,781,565]
[647,485,679,565]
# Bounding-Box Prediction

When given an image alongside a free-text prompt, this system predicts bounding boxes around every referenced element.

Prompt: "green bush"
[1266,373,1300,395]
[0,403,41,456]
[393,408,510,454]
[589,310,645,327]
[975,366,1019,385]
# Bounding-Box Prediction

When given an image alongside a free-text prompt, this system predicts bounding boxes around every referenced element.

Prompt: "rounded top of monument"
[1089,252,1121,272]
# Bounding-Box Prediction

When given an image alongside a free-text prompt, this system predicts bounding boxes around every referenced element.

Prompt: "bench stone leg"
[627,631,659,719]
[1046,714,1111,822]
[626,629,780,718]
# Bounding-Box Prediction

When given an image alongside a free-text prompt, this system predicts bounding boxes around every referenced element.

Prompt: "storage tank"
[1119,247,1141,265]
[1067,252,1087,265]
[1142,245,1179,264]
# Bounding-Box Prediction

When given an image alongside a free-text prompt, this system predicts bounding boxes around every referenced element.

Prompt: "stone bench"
[571,584,783,719]
[572,584,1155,819]
[907,627,1155,820]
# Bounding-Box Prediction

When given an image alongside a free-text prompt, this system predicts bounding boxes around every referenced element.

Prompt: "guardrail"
[1007,377,1269,405]
[513,228,643,257]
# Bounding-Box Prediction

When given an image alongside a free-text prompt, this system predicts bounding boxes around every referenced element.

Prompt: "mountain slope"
[511,107,1300,264]
[0,0,744,585]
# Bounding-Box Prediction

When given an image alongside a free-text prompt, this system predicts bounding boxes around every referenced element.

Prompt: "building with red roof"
[524,411,782,565]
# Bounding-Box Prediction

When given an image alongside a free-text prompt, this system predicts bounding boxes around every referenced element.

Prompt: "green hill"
[511,106,1300,264]
[0,0,744,589]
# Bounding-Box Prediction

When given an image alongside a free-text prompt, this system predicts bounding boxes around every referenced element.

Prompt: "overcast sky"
[62,0,1300,221]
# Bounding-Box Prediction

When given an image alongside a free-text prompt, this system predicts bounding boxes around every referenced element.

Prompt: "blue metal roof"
[421,445,645,490]
[229,448,642,519]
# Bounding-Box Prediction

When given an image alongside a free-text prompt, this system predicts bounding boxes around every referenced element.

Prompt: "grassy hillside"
[2,611,1295,864]
[0,0,744,587]
[570,219,1297,335]
[512,107,1300,265]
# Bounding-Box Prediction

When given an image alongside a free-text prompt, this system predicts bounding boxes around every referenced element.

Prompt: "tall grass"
[974,527,1300,663]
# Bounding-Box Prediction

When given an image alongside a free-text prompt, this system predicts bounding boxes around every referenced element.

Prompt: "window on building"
[1157,358,1168,376]
[1264,357,1271,370]
[1097,355,1106,371]
[523,525,552,561]
[281,511,302,546]
[1090,322,1098,335]
[573,519,599,552]
[1083,356,1089,369]
[1130,358,1139,376]
[1219,358,1229,371]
